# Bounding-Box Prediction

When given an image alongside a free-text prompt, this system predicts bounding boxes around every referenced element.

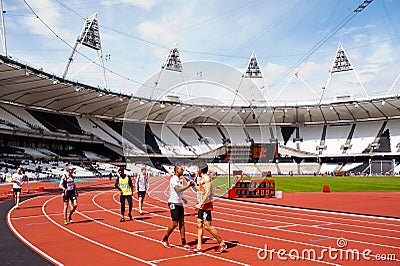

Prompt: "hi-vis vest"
[118,177,132,196]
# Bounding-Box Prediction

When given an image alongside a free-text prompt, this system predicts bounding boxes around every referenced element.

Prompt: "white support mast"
[63,13,107,88]
[0,0,7,57]
[150,44,185,100]
[320,43,368,104]
[232,51,264,106]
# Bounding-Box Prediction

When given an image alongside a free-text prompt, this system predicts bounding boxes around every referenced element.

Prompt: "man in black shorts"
[135,167,148,215]
[59,166,78,225]
[161,166,194,249]
[190,163,227,253]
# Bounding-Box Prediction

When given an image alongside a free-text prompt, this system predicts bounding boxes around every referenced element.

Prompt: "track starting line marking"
[309,237,334,243]
[26,222,52,226]
[150,253,201,263]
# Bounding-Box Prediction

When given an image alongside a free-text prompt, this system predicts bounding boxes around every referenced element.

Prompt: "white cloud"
[22,0,73,40]
[338,24,376,37]
[264,62,287,83]
[138,20,178,44]
[100,0,158,10]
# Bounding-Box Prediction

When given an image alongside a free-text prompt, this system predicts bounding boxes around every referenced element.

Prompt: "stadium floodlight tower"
[62,12,107,89]
[150,44,187,100]
[231,51,266,106]
[319,43,368,104]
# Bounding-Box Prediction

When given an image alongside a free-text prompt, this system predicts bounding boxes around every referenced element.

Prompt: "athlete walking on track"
[115,167,134,222]
[161,165,194,249]
[59,166,78,225]
[190,163,227,253]
[11,168,26,209]
[135,167,148,215]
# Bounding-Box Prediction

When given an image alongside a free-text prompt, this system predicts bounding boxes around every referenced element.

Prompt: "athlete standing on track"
[190,163,227,253]
[59,166,78,225]
[115,167,133,222]
[135,167,148,215]
[11,168,26,209]
[161,165,194,249]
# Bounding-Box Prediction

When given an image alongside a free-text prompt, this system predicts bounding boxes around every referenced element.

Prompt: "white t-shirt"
[168,175,183,204]
[60,175,75,191]
[136,174,147,192]
[12,173,24,189]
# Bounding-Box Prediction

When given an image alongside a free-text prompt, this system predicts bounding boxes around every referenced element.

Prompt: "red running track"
[6,177,400,265]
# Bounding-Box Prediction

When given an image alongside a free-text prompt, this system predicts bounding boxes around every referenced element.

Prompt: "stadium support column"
[0,0,7,57]
[228,160,231,190]
[392,159,395,175]
[369,158,372,176]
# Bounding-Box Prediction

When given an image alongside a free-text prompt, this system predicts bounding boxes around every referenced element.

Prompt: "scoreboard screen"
[250,143,278,162]
[251,144,267,159]
[232,179,275,198]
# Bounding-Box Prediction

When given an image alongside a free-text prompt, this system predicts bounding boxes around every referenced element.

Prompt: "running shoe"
[63,220,68,225]
[68,215,73,223]
[181,244,191,250]
[189,247,203,253]
[161,240,172,248]
[139,210,144,215]
[120,217,125,222]
[215,243,228,253]
[128,214,133,220]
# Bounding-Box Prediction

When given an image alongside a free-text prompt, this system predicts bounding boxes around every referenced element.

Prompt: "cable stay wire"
[231,0,307,55]
[23,0,154,91]
[269,0,374,90]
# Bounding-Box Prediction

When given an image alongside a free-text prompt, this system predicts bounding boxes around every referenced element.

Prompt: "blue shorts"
[63,190,77,202]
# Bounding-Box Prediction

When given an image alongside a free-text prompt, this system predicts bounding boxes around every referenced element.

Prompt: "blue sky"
[3,0,400,104]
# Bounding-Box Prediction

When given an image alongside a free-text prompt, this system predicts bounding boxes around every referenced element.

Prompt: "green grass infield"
[211,175,400,193]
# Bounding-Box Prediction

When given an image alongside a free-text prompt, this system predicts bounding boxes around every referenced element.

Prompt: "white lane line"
[142,185,400,259]
[218,196,400,222]
[147,178,400,239]
[211,209,400,241]
[91,191,250,266]
[7,197,64,266]
[149,176,400,224]
[42,194,156,266]
[215,199,400,227]
[107,191,340,265]
[149,253,201,263]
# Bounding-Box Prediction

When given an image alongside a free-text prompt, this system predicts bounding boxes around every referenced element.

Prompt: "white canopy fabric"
[1,55,399,126]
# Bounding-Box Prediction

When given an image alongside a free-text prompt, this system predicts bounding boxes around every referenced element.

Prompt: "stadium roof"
[0,54,399,125]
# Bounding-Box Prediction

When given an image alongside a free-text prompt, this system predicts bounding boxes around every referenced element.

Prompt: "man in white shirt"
[161,165,194,249]
[11,168,26,209]
[135,167,148,215]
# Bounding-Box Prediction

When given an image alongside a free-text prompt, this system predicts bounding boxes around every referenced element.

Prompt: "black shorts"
[13,188,22,193]
[138,191,146,198]
[63,190,77,203]
[168,203,184,221]
[198,209,212,222]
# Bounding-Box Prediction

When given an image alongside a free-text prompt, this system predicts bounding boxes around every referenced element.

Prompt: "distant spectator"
[11,168,26,209]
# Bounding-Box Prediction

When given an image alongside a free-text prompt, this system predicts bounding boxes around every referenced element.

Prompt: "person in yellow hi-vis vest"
[114,167,134,222]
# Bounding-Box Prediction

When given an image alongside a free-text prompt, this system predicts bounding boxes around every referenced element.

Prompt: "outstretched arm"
[174,181,195,193]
